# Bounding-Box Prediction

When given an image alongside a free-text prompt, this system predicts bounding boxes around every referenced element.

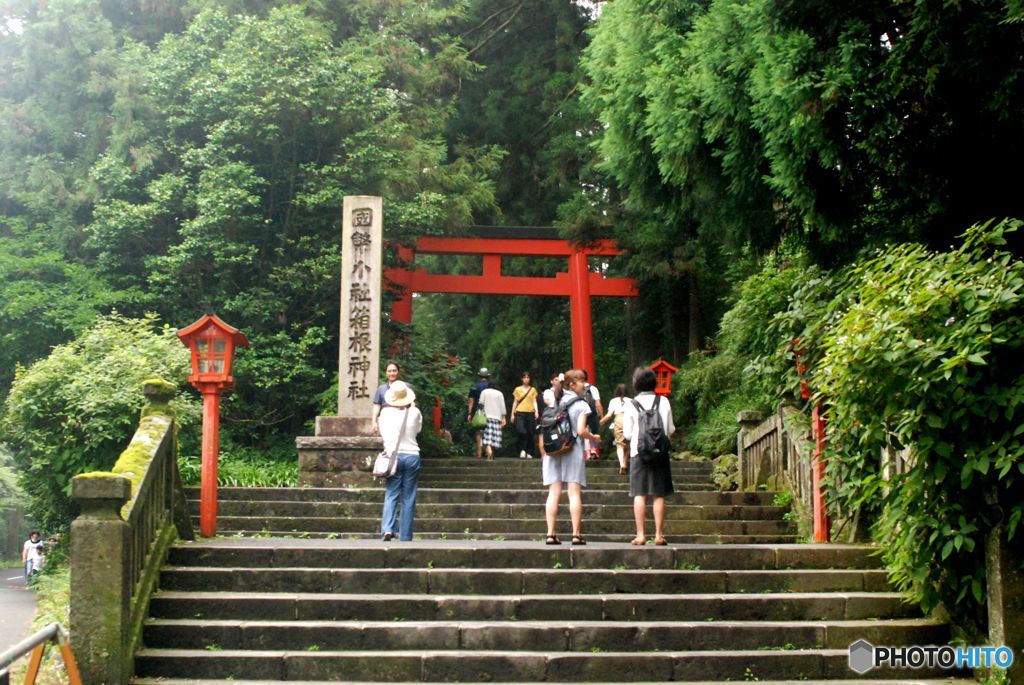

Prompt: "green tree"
[81,4,501,441]
[579,0,1024,264]
[1,314,198,532]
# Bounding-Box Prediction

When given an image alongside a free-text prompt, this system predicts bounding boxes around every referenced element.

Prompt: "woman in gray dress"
[541,369,601,545]
[622,366,676,545]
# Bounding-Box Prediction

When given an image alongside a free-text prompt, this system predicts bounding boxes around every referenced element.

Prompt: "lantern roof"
[650,358,678,373]
[176,314,250,348]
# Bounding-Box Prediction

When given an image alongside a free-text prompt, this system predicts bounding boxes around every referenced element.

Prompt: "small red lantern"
[178,314,249,390]
[650,359,679,397]
[177,314,248,537]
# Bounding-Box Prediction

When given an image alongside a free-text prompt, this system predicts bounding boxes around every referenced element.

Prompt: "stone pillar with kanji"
[296,196,385,486]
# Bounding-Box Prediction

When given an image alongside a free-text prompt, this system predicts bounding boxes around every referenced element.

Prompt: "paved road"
[0,565,36,653]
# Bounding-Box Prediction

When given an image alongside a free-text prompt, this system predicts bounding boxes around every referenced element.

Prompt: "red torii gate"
[384,228,638,381]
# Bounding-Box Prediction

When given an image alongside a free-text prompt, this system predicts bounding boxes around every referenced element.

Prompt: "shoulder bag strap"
[512,386,536,414]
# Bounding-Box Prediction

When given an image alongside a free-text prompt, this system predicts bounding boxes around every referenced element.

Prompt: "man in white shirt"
[542,373,564,408]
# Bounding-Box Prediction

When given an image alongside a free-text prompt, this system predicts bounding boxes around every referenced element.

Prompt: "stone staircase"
[132,457,971,683]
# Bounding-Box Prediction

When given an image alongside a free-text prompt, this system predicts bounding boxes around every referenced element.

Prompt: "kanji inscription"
[337,196,383,421]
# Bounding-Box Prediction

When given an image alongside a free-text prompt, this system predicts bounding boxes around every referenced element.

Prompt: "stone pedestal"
[986,519,1023,682]
[297,424,383,487]
[70,475,132,685]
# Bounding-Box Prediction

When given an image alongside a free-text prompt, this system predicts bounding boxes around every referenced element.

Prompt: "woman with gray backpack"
[621,365,676,545]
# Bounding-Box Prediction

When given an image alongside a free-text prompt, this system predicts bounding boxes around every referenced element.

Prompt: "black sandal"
[545,535,561,545]
[571,535,587,546]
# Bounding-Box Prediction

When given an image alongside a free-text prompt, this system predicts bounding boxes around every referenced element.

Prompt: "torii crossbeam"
[384,227,638,382]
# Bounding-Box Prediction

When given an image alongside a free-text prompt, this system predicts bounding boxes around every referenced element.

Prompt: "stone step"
[192,488,774,506]
[148,591,917,621]
[196,501,790,521]
[419,458,715,470]
[416,469,710,479]
[132,675,978,679]
[413,481,717,490]
[165,540,883,571]
[157,567,892,595]
[206,530,798,544]
[142,618,946,652]
[202,517,792,537]
[132,647,955,682]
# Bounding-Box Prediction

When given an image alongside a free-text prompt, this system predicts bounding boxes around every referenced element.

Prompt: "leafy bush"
[685,392,760,457]
[810,219,1024,636]
[1,314,198,532]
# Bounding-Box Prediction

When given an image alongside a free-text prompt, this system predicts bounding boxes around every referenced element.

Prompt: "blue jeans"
[380,452,421,541]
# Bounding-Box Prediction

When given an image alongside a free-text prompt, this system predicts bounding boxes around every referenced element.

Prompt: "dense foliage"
[0,315,198,531]
[811,220,1024,634]
[674,252,806,455]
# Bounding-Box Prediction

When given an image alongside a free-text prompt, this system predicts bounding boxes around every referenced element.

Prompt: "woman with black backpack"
[622,366,676,545]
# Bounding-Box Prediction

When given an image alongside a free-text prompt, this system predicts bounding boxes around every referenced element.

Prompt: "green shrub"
[684,391,758,457]
[676,253,804,456]
[811,219,1024,636]
[1,314,199,531]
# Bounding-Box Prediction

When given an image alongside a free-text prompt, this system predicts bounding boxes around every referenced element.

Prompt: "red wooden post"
[391,245,414,324]
[199,390,221,537]
[568,249,595,382]
[432,397,443,434]
[811,402,831,542]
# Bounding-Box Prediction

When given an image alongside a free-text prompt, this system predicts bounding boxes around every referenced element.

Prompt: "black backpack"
[631,395,671,464]
[539,396,586,456]
[583,386,601,435]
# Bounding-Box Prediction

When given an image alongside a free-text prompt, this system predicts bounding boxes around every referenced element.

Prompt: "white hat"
[384,380,416,407]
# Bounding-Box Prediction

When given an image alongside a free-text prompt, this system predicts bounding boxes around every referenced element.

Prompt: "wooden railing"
[736,399,815,533]
[70,380,194,685]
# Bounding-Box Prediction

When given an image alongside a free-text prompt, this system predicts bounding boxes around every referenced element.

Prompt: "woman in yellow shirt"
[511,371,539,459]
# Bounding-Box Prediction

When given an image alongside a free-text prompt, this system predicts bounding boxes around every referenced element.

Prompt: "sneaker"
[519,450,527,459]
[382,532,393,542]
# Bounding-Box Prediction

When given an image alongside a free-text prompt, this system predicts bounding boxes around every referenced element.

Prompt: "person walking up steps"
[541,369,600,546]
[512,371,539,459]
[600,383,631,475]
[478,381,507,460]
[623,366,676,545]
[466,368,491,458]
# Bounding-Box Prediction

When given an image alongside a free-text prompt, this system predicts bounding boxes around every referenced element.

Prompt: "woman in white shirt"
[378,381,423,541]
[599,383,630,475]
[622,366,675,545]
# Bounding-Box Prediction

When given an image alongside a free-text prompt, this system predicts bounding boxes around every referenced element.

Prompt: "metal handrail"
[0,622,82,685]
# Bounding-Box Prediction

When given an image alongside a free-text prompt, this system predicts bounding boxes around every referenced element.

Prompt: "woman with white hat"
[378,380,423,541]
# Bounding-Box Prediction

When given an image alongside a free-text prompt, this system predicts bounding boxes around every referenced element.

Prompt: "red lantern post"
[177,315,249,537]
[650,359,679,396]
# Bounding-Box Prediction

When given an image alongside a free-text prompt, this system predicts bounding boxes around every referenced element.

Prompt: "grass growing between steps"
[10,566,71,685]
